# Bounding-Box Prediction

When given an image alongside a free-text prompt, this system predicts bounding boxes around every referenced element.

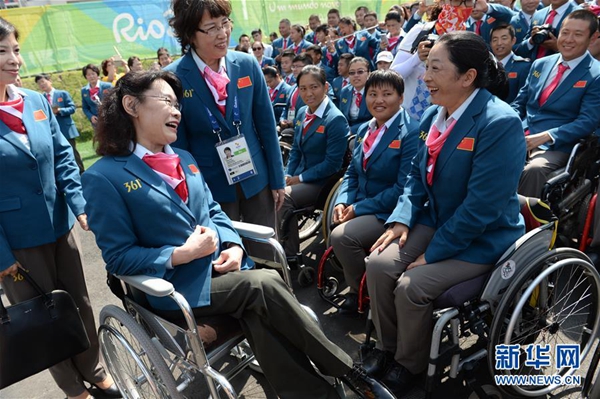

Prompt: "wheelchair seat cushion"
[433,273,488,309]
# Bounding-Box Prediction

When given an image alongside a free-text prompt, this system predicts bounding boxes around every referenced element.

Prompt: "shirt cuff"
[299,174,304,182]
[547,131,556,144]
[166,256,174,269]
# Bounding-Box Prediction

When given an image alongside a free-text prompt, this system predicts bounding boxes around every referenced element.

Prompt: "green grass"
[20,59,162,169]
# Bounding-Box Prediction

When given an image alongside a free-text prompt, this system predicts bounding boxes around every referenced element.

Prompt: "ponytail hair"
[436,31,508,99]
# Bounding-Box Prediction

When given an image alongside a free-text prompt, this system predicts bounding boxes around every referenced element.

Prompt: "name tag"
[215,135,257,185]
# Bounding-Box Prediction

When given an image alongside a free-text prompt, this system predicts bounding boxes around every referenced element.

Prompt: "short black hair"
[35,73,51,83]
[490,23,516,39]
[82,63,100,78]
[563,9,599,38]
[365,69,404,96]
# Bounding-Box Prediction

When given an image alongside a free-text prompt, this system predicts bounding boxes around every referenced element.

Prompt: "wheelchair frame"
[97,221,297,399]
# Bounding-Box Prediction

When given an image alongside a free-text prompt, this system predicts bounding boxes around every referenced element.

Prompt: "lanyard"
[205,95,242,142]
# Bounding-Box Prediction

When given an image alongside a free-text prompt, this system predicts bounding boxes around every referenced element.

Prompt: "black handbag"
[0,268,91,389]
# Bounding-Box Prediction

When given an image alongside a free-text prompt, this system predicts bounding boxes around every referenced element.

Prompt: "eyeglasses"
[348,69,368,76]
[197,18,232,37]
[252,47,262,51]
[143,95,182,111]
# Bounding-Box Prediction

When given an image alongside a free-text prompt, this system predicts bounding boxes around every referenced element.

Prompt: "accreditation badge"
[215,135,258,185]
[287,108,296,123]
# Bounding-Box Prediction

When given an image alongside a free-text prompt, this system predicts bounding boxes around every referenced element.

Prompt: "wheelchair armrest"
[115,275,175,297]
[232,221,275,240]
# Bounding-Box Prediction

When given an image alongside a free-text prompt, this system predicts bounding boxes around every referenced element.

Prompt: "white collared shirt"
[363,107,404,159]
[349,87,364,120]
[2,85,29,148]
[499,52,514,67]
[432,89,480,133]
[543,51,588,89]
[191,49,228,107]
[548,1,571,29]
[303,96,329,129]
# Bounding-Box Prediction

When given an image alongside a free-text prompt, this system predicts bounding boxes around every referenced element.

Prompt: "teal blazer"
[81,81,112,123]
[511,53,600,153]
[388,90,526,265]
[504,55,531,104]
[49,89,79,139]
[166,50,285,203]
[286,101,349,184]
[336,109,422,222]
[514,3,578,61]
[338,85,372,134]
[82,149,249,311]
[0,89,84,270]
[469,4,514,44]
[271,81,292,121]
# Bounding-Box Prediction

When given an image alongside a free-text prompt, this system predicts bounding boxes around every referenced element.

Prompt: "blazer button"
[30,164,38,170]
[36,189,43,195]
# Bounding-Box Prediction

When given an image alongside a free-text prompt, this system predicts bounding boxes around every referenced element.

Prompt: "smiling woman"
[165,0,285,262]
[0,16,119,399]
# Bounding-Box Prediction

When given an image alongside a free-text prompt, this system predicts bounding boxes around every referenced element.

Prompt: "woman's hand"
[172,226,218,266]
[285,176,301,186]
[407,253,427,270]
[0,261,19,281]
[91,115,98,125]
[370,222,409,253]
[333,204,346,224]
[77,214,89,231]
[272,189,285,211]
[339,204,356,224]
[212,245,244,274]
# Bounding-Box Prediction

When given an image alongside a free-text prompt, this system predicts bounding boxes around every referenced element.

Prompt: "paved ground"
[0,225,595,399]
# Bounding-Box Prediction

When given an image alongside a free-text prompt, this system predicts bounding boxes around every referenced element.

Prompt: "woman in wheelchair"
[363,31,527,396]
[329,70,421,315]
[278,65,350,258]
[82,71,395,399]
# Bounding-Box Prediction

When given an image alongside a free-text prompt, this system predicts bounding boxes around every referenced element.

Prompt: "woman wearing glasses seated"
[82,70,395,399]
[165,0,285,262]
[338,57,373,134]
[251,42,275,68]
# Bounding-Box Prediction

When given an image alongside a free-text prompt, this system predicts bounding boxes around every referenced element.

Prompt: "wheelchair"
[540,136,600,252]
[96,221,342,399]
[278,134,355,287]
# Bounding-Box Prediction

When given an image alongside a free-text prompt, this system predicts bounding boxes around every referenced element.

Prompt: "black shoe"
[380,361,417,397]
[339,293,359,315]
[89,383,121,398]
[342,364,396,399]
[362,348,394,377]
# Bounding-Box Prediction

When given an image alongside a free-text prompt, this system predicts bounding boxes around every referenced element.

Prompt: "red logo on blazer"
[388,140,401,149]
[508,72,518,79]
[573,81,587,88]
[237,76,252,89]
[57,97,63,102]
[316,125,325,133]
[487,17,496,24]
[360,36,367,41]
[279,93,285,98]
[188,164,200,174]
[33,110,48,121]
[457,137,475,151]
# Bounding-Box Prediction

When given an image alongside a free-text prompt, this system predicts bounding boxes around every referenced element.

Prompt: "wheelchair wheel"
[99,305,183,399]
[321,178,343,246]
[280,140,292,167]
[488,248,600,397]
[298,266,317,287]
[298,210,323,242]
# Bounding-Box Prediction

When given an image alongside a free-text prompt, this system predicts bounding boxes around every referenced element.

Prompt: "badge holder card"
[216,135,257,185]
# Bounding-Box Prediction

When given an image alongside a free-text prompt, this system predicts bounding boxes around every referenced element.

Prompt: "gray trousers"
[1,229,106,397]
[67,138,85,175]
[518,150,569,197]
[366,224,492,374]
[221,185,277,261]
[330,215,385,293]
[158,269,352,399]
[278,182,323,256]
